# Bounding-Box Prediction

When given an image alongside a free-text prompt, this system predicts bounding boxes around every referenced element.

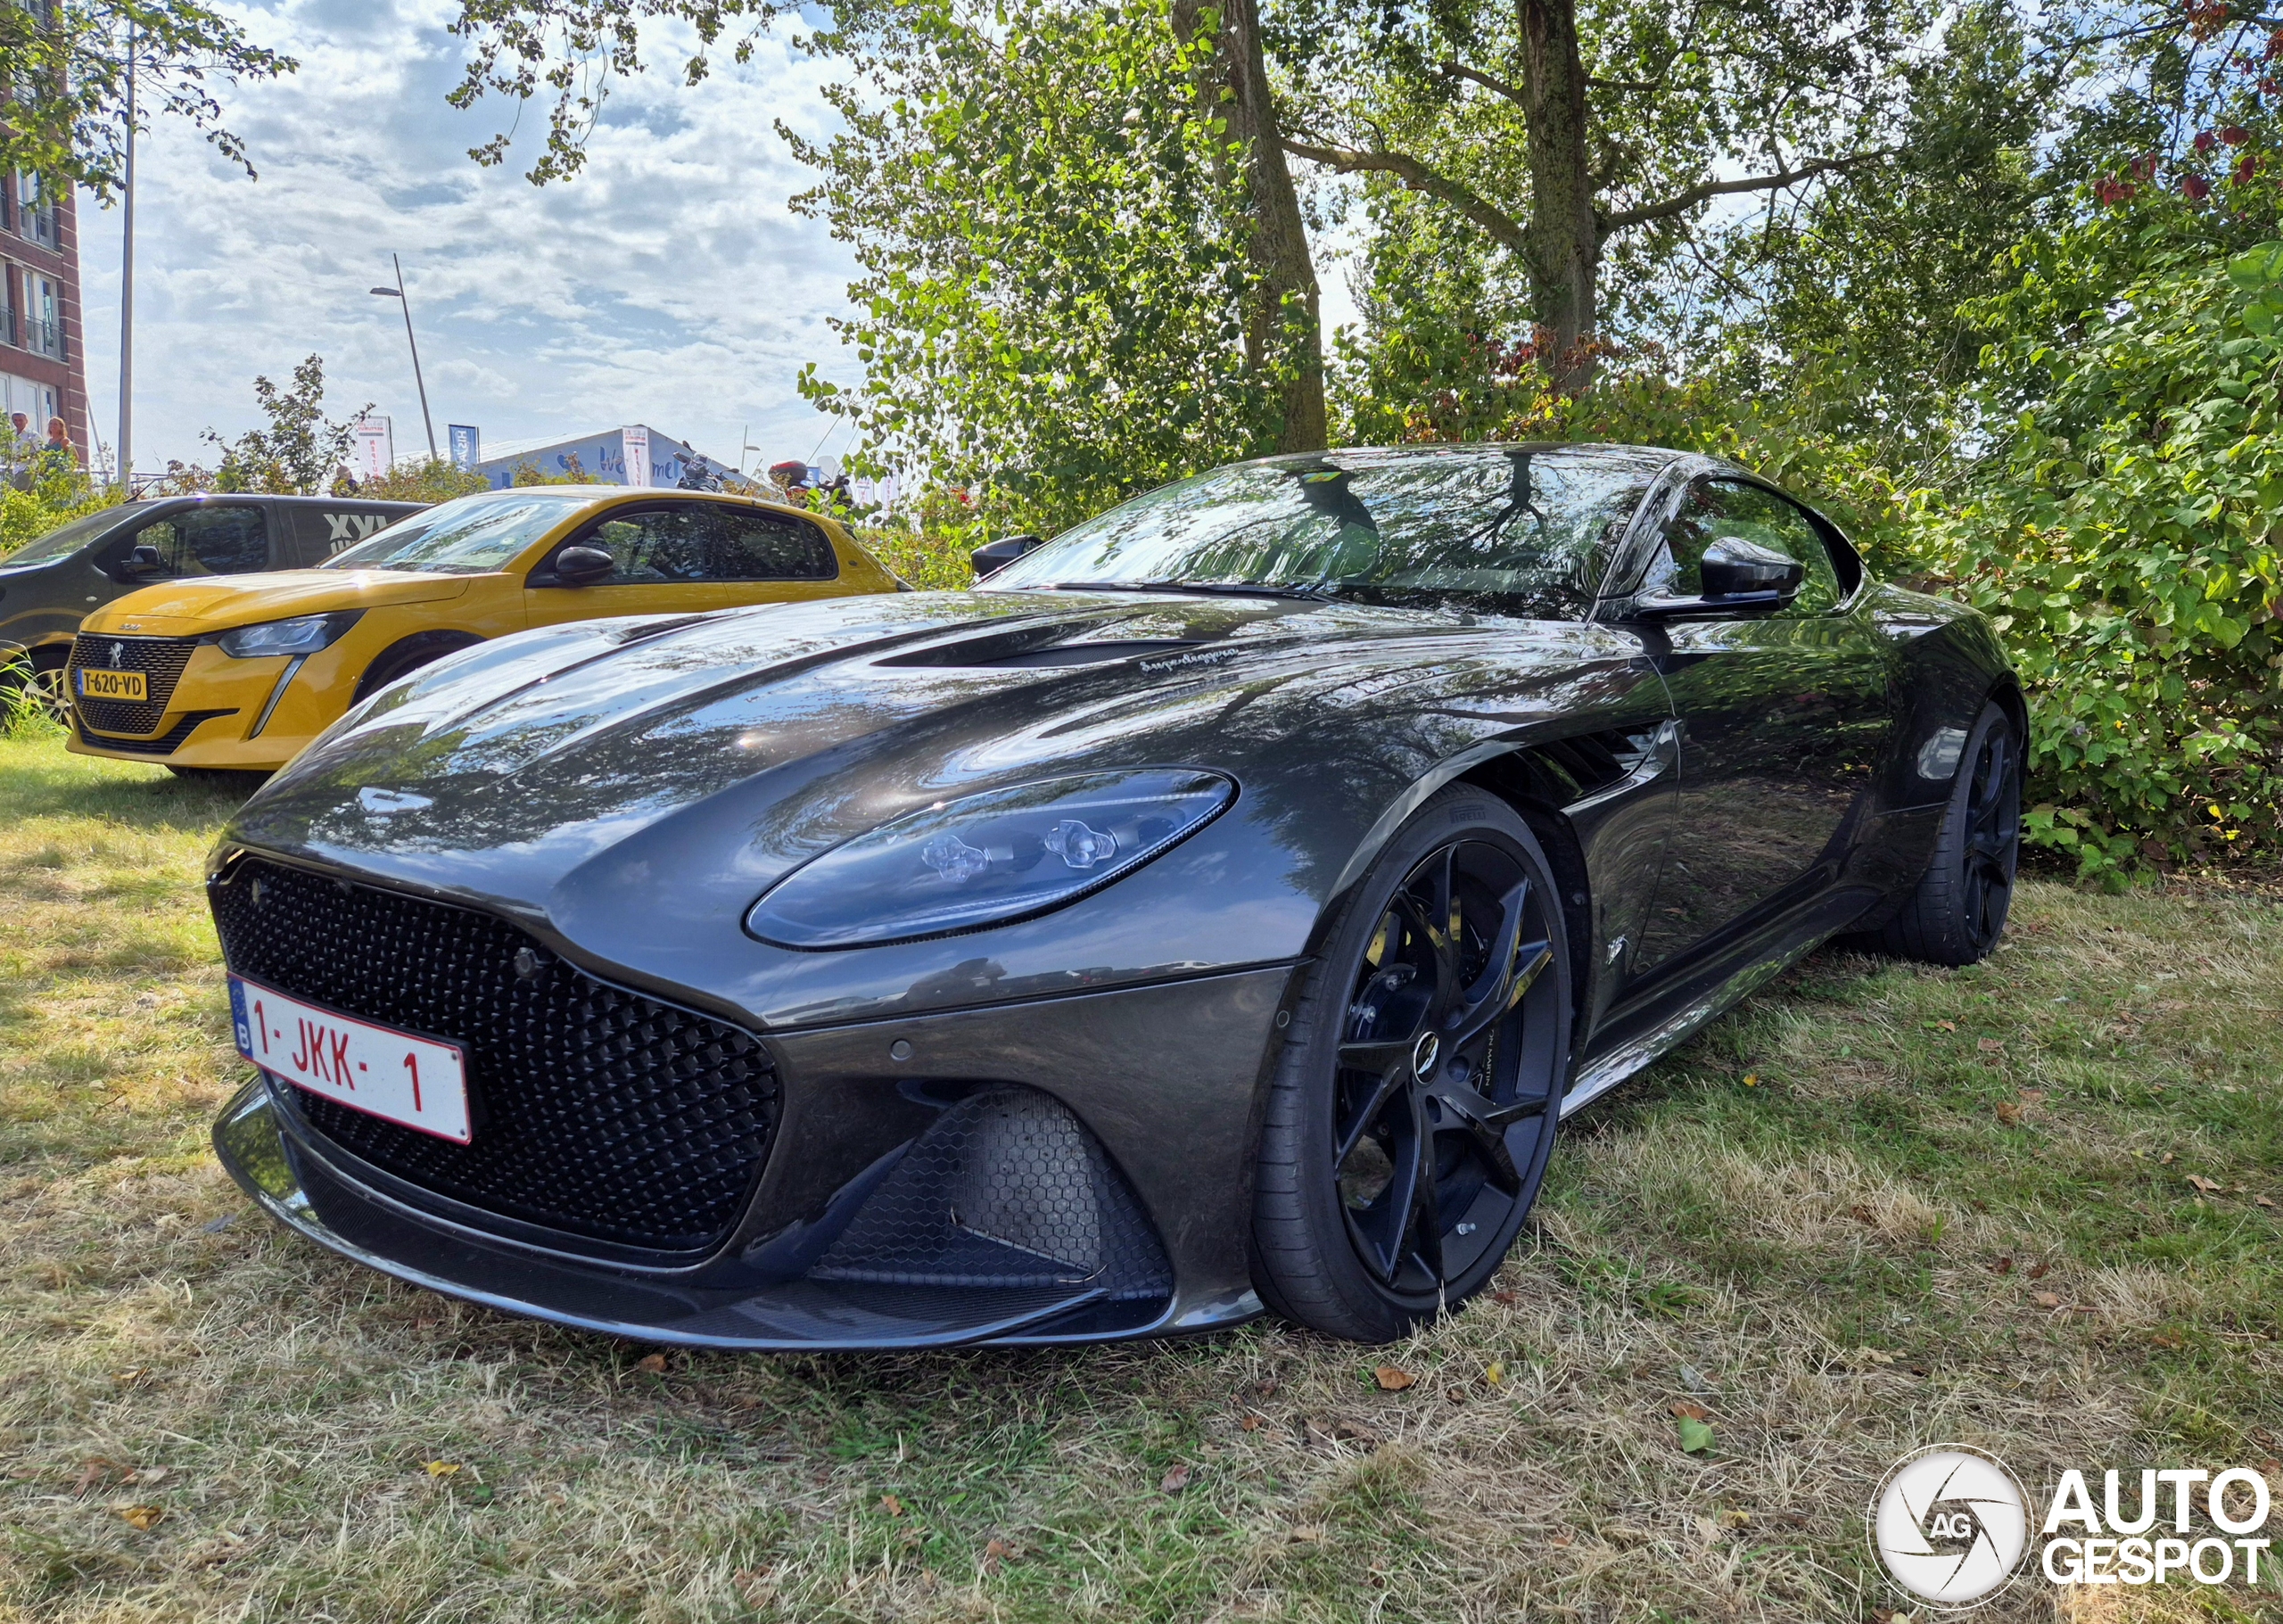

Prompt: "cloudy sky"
[77,0,870,477]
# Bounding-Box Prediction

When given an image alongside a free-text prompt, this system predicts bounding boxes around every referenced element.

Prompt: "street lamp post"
[116,27,135,493]
[369,254,438,461]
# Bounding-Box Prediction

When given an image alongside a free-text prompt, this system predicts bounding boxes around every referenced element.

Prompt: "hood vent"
[875,632,1207,671]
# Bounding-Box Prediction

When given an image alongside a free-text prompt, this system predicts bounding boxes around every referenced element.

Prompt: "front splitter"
[213,1079,1262,1350]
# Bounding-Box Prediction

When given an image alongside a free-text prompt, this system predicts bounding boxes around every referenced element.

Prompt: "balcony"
[21,313,62,359]
[21,206,55,249]
[0,308,14,346]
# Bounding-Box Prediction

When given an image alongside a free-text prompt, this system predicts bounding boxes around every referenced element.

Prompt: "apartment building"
[0,165,87,461]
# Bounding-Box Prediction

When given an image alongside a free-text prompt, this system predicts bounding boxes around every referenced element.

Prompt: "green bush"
[1906,242,2283,877]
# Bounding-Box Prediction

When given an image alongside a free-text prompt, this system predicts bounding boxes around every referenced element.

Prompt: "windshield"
[0,504,132,568]
[322,490,603,575]
[991,446,1664,617]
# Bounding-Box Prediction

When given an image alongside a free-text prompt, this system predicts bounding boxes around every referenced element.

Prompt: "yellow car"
[67,486,902,777]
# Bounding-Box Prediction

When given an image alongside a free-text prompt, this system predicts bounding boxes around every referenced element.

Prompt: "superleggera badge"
[1139,648,1236,673]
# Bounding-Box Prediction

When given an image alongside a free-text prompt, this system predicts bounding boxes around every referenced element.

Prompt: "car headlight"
[213,611,364,659]
[746,769,1234,949]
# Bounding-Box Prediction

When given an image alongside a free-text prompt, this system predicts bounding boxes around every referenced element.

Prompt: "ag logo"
[1869,1446,2030,1606]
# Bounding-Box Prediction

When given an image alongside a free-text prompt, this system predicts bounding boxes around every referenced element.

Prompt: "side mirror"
[1699,536,1805,598]
[548,544,616,587]
[1631,536,1804,619]
[969,534,1043,579]
[119,543,165,578]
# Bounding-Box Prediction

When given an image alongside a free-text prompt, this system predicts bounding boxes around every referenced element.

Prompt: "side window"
[710,508,838,581]
[295,506,398,565]
[568,505,716,582]
[135,505,270,577]
[1648,480,1841,614]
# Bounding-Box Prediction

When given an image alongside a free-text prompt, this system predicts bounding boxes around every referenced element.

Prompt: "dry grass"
[2,732,2278,1622]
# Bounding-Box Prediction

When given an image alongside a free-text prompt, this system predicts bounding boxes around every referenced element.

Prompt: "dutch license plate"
[77,667,146,701]
[228,973,471,1142]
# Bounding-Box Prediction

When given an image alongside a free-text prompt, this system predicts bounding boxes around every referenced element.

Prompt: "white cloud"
[77,0,860,476]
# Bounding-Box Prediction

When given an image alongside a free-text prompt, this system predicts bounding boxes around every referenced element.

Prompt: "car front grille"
[75,708,236,755]
[67,633,198,735]
[210,855,779,1255]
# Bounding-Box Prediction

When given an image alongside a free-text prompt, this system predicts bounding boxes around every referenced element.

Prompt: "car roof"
[1241,442,1694,479]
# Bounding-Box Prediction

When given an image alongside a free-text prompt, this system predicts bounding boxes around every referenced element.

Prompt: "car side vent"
[808,1086,1173,1301]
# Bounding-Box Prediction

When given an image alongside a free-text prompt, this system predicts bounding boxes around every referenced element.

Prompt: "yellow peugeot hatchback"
[67,486,902,777]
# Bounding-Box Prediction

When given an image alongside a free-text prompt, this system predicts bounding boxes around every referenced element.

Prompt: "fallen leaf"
[1718,1508,1751,1528]
[1550,1534,1572,1547]
[1446,1385,1467,1403]
[2018,1088,2048,1104]
[1287,1525,1324,1544]
[1240,1414,1263,1433]
[72,1459,121,1495]
[114,1504,163,1531]
[1677,1417,1716,1454]
[2027,1259,2050,1280]
[2161,1151,2176,1164]
[1669,1400,1710,1422]
[1489,1289,1520,1306]
[125,1467,170,1487]
[2152,1330,2187,1349]
[1934,1020,1957,1033]
[1483,1360,1505,1386]
[111,1369,147,1385]
[879,1495,904,1517]
[1848,1204,1875,1224]
[1850,1347,1897,1367]
[424,1461,461,1478]
[1696,1514,1723,1546]
[1978,1038,2006,1053]
[2188,1175,2221,1194]
[1993,1101,2023,1125]
[1742,1073,1760,1087]
[2033,1291,2062,1309]
[1373,1365,1416,1392]
[981,1537,1013,1572]
[2257,1196,2275,1209]
[1159,1463,1192,1494]
[1989,1257,2015,1274]
[633,1353,667,1373]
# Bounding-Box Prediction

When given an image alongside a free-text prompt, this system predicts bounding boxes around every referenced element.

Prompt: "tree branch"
[1597,152,1889,236]
[1437,59,1529,109]
[1281,136,1529,255]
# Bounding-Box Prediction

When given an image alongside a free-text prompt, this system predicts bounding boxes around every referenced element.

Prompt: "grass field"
[2,730,2279,1623]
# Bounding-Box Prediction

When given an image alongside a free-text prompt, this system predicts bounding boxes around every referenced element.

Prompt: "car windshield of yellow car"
[321,491,604,575]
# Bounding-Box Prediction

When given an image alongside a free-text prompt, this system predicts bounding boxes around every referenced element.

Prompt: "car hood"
[223,588,1652,1026]
[85,569,474,636]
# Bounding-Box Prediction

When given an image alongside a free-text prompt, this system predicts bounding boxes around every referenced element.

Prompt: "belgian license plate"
[77,667,146,701]
[228,974,471,1142]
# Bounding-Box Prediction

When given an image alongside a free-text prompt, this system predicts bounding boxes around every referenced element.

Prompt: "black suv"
[0,494,424,717]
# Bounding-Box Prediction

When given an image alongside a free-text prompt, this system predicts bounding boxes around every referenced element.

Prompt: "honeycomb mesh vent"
[811,1086,1173,1299]
[210,856,779,1253]
[68,633,198,735]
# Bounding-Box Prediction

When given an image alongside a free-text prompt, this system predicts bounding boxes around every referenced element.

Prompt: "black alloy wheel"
[1865,700,2021,967]
[1253,787,1573,1341]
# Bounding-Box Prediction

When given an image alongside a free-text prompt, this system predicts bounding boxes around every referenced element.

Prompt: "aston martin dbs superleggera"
[206,443,2020,1348]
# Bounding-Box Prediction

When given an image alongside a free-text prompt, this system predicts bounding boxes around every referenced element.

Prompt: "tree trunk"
[1517,0,1600,392]
[1176,0,1328,452]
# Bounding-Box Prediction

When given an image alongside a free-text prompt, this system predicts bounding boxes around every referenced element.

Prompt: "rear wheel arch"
[353,631,485,704]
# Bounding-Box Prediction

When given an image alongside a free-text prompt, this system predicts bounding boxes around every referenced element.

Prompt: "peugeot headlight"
[214,611,363,659]
[746,770,1234,949]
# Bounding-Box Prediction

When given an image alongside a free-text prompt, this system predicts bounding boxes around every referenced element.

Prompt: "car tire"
[1251,786,1574,1343]
[3,647,70,726]
[1862,700,2020,967]
[352,632,484,705]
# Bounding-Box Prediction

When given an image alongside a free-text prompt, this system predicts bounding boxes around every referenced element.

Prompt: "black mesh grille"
[76,708,235,755]
[812,1087,1173,1300]
[68,633,198,735]
[210,856,779,1253]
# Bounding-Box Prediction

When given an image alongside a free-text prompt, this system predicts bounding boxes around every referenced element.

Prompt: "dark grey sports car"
[206,444,2020,1348]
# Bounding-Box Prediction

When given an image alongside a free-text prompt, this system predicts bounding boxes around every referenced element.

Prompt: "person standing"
[40,416,75,477]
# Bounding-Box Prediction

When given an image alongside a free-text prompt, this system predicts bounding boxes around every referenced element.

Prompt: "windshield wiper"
[1041,579,1339,602]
